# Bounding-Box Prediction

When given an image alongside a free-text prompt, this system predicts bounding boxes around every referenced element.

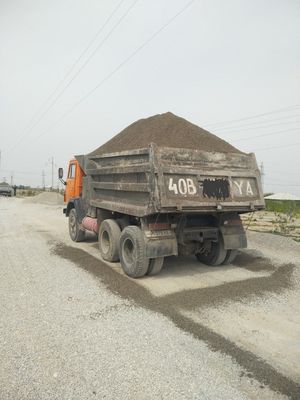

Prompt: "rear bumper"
[159,202,265,214]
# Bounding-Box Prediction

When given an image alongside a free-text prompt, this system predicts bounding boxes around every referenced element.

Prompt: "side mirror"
[58,167,66,185]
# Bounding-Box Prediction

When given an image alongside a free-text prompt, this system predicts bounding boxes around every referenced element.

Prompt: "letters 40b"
[167,177,256,198]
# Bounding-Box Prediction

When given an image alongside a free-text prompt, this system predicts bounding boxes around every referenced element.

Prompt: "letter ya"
[246,181,254,196]
[234,180,243,195]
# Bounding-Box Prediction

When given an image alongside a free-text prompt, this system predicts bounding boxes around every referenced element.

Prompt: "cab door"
[65,161,77,203]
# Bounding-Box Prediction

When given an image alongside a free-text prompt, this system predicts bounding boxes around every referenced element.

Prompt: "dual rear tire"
[98,219,121,262]
[70,211,237,274]
[118,226,149,278]
[196,235,238,266]
[98,222,164,278]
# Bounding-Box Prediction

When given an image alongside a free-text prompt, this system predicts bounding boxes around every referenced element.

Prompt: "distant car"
[0,182,14,197]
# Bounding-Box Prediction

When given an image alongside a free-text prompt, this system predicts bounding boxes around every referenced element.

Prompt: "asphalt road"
[0,197,299,400]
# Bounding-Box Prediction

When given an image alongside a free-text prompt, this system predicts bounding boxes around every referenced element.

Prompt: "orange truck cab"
[59,159,85,210]
[58,159,85,222]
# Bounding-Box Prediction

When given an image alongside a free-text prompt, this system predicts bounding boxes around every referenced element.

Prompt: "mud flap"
[144,231,178,258]
[220,225,247,250]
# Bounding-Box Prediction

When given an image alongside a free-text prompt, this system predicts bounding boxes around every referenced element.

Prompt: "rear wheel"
[69,208,85,242]
[196,236,227,266]
[222,249,238,265]
[147,257,164,276]
[98,219,121,262]
[119,226,149,278]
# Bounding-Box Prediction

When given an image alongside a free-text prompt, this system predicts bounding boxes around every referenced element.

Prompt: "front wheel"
[196,236,227,266]
[119,226,149,278]
[69,208,85,242]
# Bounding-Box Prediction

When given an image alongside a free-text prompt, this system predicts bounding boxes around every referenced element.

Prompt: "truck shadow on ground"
[52,242,299,400]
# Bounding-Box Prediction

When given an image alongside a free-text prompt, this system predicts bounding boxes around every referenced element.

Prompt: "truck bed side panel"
[82,148,155,217]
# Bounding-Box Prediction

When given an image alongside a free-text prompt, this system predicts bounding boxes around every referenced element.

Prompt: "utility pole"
[45,156,56,190]
[260,162,265,192]
[10,172,14,186]
[42,170,45,190]
[51,156,54,189]
[0,149,2,171]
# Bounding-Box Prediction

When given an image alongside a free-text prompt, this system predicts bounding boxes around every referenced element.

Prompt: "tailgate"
[155,146,265,212]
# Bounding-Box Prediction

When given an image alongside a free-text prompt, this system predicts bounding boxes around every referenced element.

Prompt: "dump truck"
[0,182,14,197]
[59,113,265,278]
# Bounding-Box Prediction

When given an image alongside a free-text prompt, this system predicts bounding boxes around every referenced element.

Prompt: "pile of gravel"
[89,112,243,156]
[24,192,64,205]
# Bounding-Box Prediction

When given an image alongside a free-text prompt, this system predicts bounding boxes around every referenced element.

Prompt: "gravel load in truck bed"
[89,112,243,156]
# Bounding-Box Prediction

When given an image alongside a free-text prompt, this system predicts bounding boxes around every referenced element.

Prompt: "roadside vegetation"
[242,201,300,242]
[15,186,63,197]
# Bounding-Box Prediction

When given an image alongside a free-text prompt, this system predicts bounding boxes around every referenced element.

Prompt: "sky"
[0,0,299,195]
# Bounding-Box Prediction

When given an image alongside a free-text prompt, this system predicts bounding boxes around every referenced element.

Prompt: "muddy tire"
[69,208,85,242]
[119,226,149,278]
[147,257,164,276]
[98,219,121,262]
[222,249,238,265]
[196,236,227,266]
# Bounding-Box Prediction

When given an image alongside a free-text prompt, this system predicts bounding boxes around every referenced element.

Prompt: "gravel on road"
[0,197,299,400]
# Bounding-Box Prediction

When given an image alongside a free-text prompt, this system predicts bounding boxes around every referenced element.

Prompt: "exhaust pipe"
[82,216,99,233]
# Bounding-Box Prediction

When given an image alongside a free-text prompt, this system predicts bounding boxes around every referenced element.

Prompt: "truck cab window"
[68,164,76,179]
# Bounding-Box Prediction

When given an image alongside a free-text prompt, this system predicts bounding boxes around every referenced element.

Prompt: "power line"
[0,168,41,176]
[266,177,300,184]
[6,0,134,154]
[229,127,299,142]
[25,0,198,146]
[212,112,300,131]
[265,182,300,187]
[253,141,300,151]
[205,104,300,128]
[33,0,126,114]
[215,116,300,133]
[210,114,300,132]
[265,170,300,176]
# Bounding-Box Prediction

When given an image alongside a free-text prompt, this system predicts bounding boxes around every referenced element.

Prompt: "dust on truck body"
[60,143,264,278]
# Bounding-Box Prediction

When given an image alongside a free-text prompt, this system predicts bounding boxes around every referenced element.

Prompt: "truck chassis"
[62,144,264,278]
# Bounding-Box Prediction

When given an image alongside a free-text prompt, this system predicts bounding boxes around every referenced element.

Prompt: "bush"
[265,199,300,216]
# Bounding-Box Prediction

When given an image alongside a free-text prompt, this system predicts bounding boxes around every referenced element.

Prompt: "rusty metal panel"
[92,182,150,193]
[82,144,265,217]
[83,148,155,217]
[155,146,265,213]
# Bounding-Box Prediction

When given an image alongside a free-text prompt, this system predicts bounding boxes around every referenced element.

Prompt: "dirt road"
[0,197,299,400]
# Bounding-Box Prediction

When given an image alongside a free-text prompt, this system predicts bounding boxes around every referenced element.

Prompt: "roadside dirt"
[23,191,64,205]
[242,211,300,241]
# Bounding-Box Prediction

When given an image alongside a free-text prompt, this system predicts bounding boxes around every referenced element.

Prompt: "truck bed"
[79,144,265,217]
